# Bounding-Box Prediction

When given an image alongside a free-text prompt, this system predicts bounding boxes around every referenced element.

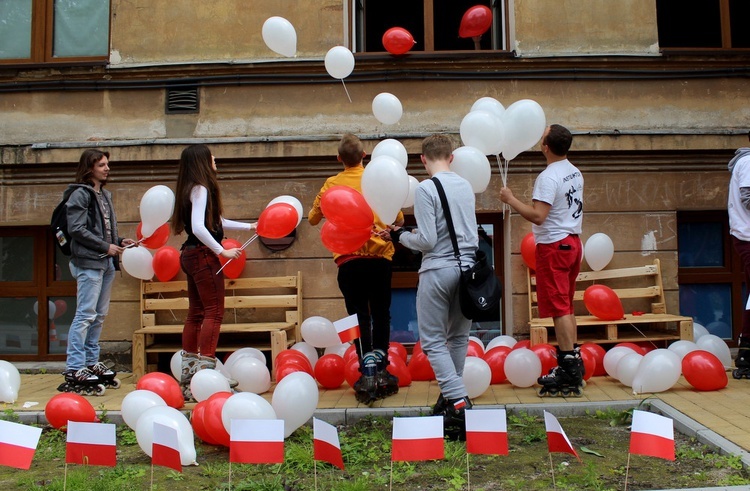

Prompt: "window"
[354,0,506,53]
[0,226,75,359]
[0,0,110,64]
[656,0,750,49]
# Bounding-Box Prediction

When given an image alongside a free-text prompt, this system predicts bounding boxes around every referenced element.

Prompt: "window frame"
[657,0,750,51]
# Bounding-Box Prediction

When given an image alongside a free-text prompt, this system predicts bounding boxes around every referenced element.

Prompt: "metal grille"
[165,86,199,114]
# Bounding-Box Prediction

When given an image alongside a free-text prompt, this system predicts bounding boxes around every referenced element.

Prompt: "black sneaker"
[442,396,473,441]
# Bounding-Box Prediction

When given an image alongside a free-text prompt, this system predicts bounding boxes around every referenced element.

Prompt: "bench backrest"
[527,259,667,320]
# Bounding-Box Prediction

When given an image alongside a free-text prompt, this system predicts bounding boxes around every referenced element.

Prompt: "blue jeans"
[66,259,116,371]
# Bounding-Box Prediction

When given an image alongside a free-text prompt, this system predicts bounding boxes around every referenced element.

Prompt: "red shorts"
[535,235,583,318]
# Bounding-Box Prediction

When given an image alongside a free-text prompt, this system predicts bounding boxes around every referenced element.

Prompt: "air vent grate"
[165,86,199,114]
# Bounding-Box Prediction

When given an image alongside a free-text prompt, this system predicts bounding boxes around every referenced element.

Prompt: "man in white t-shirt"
[728,131,750,378]
[500,124,585,396]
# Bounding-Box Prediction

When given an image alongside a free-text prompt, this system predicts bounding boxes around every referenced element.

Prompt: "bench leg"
[530,327,548,346]
[132,333,146,382]
[270,330,288,382]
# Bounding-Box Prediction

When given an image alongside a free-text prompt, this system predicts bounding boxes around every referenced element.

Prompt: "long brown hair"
[75,149,110,187]
[172,144,223,235]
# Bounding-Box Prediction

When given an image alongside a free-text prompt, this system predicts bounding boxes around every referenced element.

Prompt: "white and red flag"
[543,411,580,461]
[313,417,344,470]
[0,419,42,470]
[230,419,284,464]
[629,410,675,461]
[391,416,444,462]
[152,422,182,472]
[65,421,117,467]
[333,314,360,344]
[465,409,508,456]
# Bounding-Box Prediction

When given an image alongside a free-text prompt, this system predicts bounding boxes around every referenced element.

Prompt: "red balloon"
[136,372,184,409]
[634,341,657,354]
[320,186,374,230]
[314,354,346,389]
[512,340,531,351]
[275,363,305,382]
[191,400,219,445]
[614,342,646,355]
[344,358,361,388]
[152,246,181,282]
[483,346,511,384]
[387,352,411,387]
[343,344,359,365]
[408,351,435,381]
[275,349,313,373]
[257,202,298,239]
[44,393,98,430]
[459,5,493,38]
[137,222,171,249]
[203,391,232,447]
[320,220,372,255]
[53,299,68,319]
[467,341,484,358]
[531,343,557,376]
[218,238,246,279]
[389,342,408,363]
[682,350,728,391]
[583,285,624,321]
[580,343,607,376]
[580,348,595,381]
[412,340,423,357]
[521,233,536,271]
[382,27,415,55]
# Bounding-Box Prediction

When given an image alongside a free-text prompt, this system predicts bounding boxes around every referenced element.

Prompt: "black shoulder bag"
[431,177,502,321]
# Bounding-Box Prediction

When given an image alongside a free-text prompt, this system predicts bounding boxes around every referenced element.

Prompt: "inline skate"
[354,351,379,405]
[733,335,750,379]
[374,349,399,398]
[440,396,473,441]
[88,361,121,389]
[57,368,106,396]
[537,347,584,397]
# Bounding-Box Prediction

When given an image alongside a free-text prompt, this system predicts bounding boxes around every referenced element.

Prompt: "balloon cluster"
[319,187,374,255]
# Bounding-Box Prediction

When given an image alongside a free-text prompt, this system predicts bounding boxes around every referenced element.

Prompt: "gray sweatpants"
[416,266,472,401]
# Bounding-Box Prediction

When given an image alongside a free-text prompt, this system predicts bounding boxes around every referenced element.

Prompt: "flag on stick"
[391,416,444,462]
[66,421,117,467]
[152,422,182,472]
[313,418,344,470]
[333,314,360,343]
[629,410,675,461]
[465,409,508,456]
[230,419,284,464]
[543,411,580,461]
[0,420,42,469]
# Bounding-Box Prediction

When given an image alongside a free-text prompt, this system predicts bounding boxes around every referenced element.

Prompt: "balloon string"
[216,234,258,275]
[341,80,352,103]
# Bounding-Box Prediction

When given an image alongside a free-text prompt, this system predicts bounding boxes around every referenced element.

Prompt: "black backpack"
[50,187,96,256]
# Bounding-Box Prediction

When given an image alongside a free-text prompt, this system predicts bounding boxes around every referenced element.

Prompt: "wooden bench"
[132,273,302,381]
[527,259,693,347]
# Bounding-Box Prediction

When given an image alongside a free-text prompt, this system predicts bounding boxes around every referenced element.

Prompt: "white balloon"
[324,343,351,358]
[584,233,614,272]
[0,360,21,392]
[230,356,271,394]
[301,316,340,348]
[486,335,517,351]
[371,139,408,168]
[224,347,266,374]
[667,340,700,361]
[190,369,231,402]
[140,185,175,238]
[169,351,183,380]
[267,195,303,227]
[291,341,319,367]
[459,110,504,156]
[362,155,410,225]
[602,346,635,378]
[33,300,56,319]
[121,247,154,280]
[693,322,709,341]
[615,353,643,387]
[462,357,491,398]
[470,97,506,121]
[262,16,297,57]
[372,92,403,125]
[501,99,546,161]
[632,349,681,394]
[402,176,419,208]
[468,335,485,354]
[451,146,492,193]
[504,348,542,388]
[0,361,20,403]
[121,390,166,430]
[221,392,277,433]
[135,405,196,466]
[324,46,355,79]
[271,371,319,438]
[696,334,732,368]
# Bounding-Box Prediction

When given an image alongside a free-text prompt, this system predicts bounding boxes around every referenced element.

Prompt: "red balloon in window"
[459,5,493,38]
[382,27,415,55]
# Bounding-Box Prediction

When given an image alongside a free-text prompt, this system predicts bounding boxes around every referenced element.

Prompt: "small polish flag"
[465,409,509,456]
[544,411,580,461]
[0,420,42,469]
[313,418,344,470]
[230,419,284,464]
[66,421,117,467]
[629,410,675,461]
[333,314,360,344]
[152,422,182,472]
[391,416,444,462]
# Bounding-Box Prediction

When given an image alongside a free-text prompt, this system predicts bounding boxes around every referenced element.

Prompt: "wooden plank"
[135,321,295,335]
[224,294,298,309]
